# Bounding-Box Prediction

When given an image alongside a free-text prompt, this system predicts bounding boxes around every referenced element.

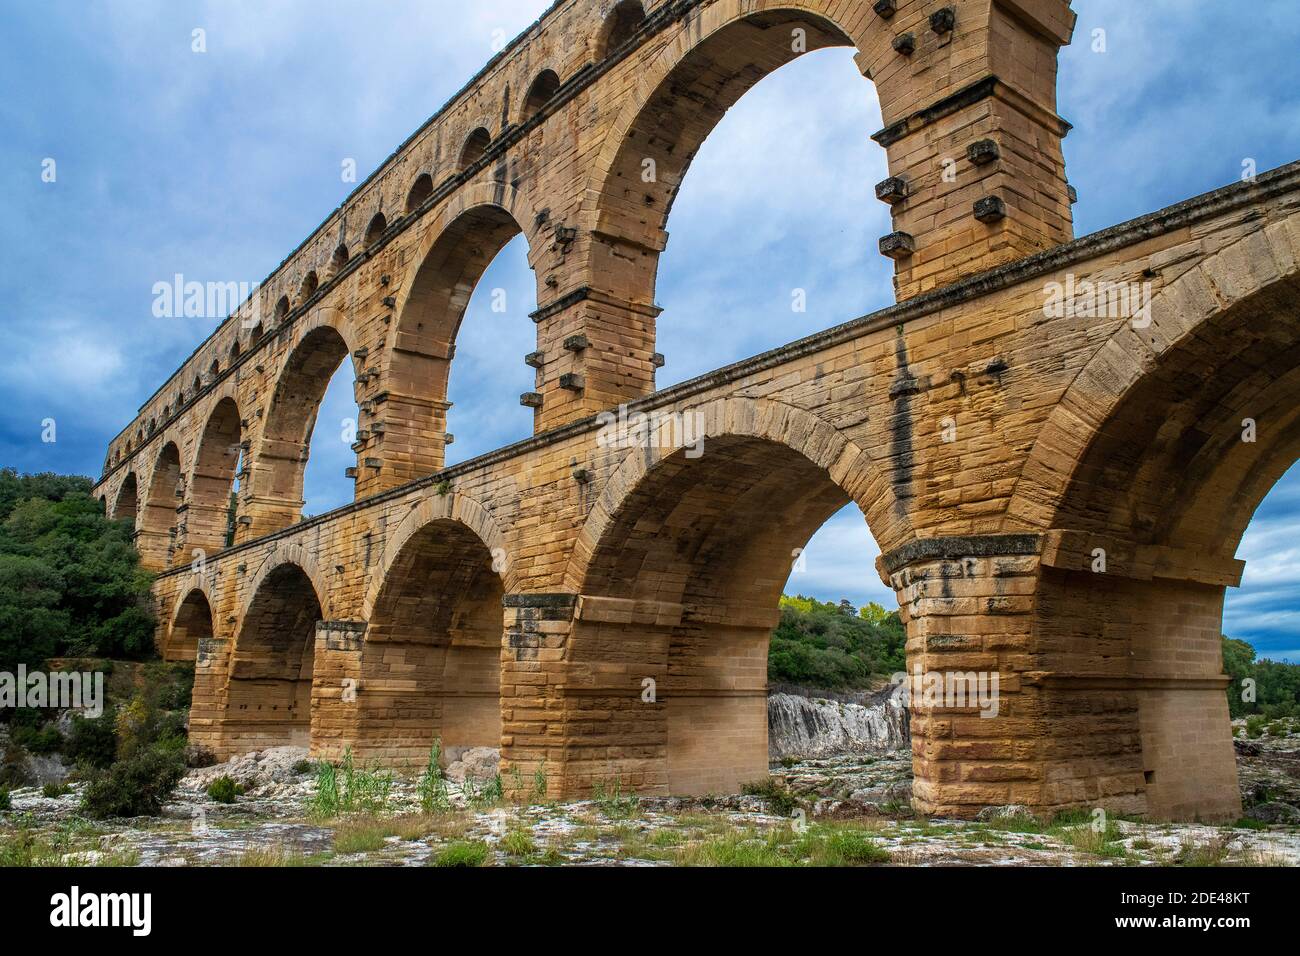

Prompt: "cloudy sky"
[2,1,1298,660]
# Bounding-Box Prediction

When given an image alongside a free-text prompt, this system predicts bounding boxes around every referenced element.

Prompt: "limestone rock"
[768,690,909,760]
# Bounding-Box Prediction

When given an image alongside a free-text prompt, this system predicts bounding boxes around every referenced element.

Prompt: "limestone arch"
[519,68,562,123]
[594,0,646,61]
[247,306,361,537]
[237,541,334,628]
[221,548,331,754]
[458,126,492,172]
[560,396,908,796]
[111,472,138,523]
[1002,223,1300,821]
[585,1,878,246]
[186,393,243,557]
[167,585,216,662]
[363,487,513,619]
[1007,219,1300,545]
[139,440,184,569]
[348,491,509,767]
[565,397,909,592]
[385,184,542,474]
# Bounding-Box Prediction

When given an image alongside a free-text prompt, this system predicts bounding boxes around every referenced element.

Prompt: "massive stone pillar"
[883,532,1241,822]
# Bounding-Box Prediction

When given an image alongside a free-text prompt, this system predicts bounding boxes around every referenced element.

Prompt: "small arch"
[406,173,434,213]
[192,376,202,394]
[365,212,388,249]
[596,0,646,59]
[458,127,491,171]
[251,321,265,341]
[299,271,319,302]
[521,69,561,121]
[330,244,350,275]
[209,359,220,378]
[168,588,213,663]
[229,340,241,361]
[274,296,291,323]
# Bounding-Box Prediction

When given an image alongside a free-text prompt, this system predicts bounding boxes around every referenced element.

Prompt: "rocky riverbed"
[2,704,1298,867]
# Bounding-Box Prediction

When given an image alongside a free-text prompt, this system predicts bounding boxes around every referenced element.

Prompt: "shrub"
[433,840,489,867]
[41,782,70,798]
[12,723,62,755]
[0,788,10,810]
[81,746,185,818]
[291,759,314,776]
[742,778,800,817]
[206,775,242,804]
[62,710,117,769]
[500,830,536,857]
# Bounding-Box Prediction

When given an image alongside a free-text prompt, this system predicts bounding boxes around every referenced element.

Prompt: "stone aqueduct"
[91,0,1300,820]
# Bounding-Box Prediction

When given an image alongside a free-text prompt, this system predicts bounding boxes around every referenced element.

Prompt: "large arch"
[354,499,507,768]
[110,472,138,523]
[246,309,359,538]
[560,398,900,796]
[186,396,242,557]
[167,587,214,663]
[584,4,865,312]
[223,559,326,754]
[387,188,539,478]
[1005,223,1300,820]
[138,442,182,570]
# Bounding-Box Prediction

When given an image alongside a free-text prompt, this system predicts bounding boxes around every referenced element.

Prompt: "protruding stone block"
[879,231,915,259]
[974,196,1007,223]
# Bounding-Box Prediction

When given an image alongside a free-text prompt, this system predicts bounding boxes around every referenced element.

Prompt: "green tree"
[768,595,906,689]
[0,471,155,672]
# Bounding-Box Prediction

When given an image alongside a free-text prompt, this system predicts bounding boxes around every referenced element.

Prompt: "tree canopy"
[0,469,155,671]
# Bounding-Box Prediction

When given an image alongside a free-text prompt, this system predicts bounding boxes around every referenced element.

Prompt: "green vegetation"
[741,778,800,816]
[673,822,890,867]
[1222,636,1300,719]
[0,470,155,671]
[768,596,906,690]
[81,747,185,818]
[591,778,639,819]
[307,747,394,818]
[432,840,489,867]
[206,775,243,804]
[416,741,451,812]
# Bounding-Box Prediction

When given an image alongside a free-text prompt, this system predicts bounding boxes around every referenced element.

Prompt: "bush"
[12,723,63,755]
[433,841,489,867]
[0,788,10,810]
[62,711,117,769]
[185,743,217,768]
[81,746,185,818]
[206,775,242,804]
[41,782,70,798]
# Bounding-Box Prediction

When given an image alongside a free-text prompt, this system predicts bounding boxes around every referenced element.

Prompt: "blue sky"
[1,1,1298,660]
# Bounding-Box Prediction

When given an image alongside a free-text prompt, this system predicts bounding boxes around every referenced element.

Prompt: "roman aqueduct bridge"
[93,0,1300,820]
